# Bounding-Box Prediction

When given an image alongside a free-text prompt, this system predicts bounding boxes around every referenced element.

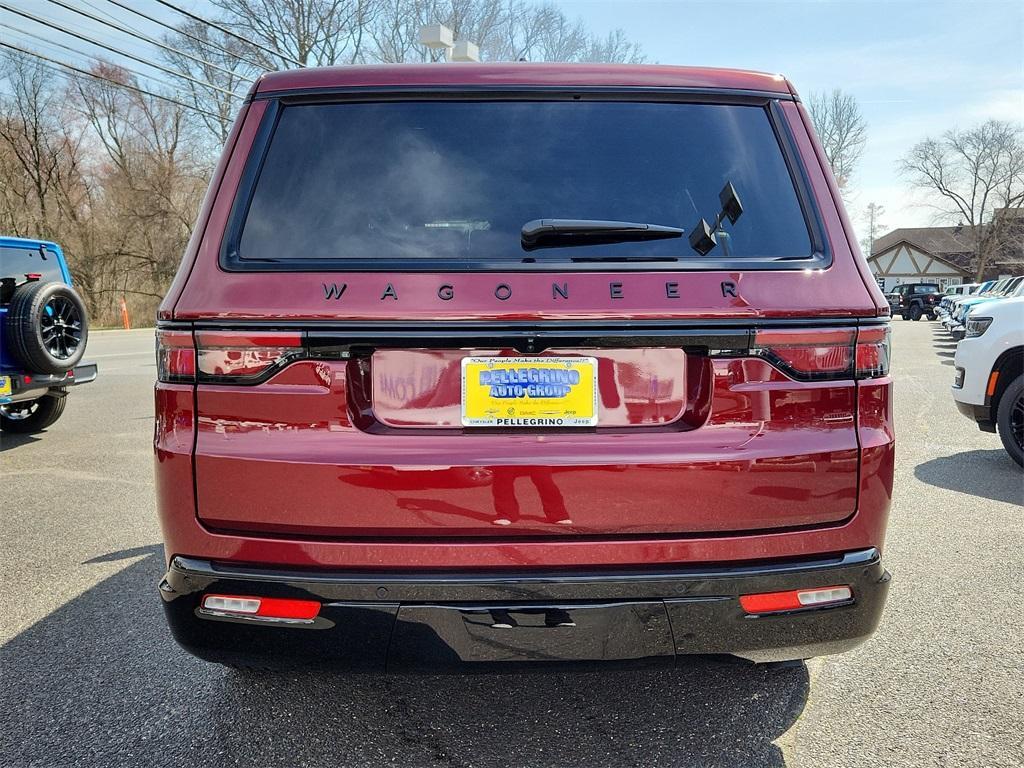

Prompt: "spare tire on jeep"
[4,281,88,374]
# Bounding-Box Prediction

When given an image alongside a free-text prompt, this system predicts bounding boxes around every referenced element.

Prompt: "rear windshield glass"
[1,245,64,285]
[235,100,815,269]
[912,284,939,294]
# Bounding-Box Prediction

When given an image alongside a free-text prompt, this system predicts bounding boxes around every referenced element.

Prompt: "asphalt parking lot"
[2,320,1022,768]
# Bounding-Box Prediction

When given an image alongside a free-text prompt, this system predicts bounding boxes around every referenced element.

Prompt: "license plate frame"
[461,356,599,428]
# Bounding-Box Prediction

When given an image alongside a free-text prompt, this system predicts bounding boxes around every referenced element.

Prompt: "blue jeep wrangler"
[1,236,96,433]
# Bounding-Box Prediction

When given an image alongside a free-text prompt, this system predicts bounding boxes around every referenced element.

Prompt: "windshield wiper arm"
[521,219,684,251]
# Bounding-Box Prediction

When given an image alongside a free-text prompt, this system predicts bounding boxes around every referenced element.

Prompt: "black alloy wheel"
[40,294,84,362]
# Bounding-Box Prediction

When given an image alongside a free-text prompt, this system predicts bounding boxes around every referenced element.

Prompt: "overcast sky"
[8,0,1023,243]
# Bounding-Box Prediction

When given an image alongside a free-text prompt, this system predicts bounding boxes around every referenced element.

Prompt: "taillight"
[752,325,889,380]
[156,330,196,382]
[753,328,853,380]
[855,326,890,378]
[156,329,304,384]
[195,331,303,382]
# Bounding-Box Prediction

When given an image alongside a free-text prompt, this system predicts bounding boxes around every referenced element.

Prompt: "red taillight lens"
[753,328,854,380]
[156,330,196,382]
[157,329,305,383]
[194,331,303,380]
[753,326,889,380]
[855,326,890,378]
[739,585,852,614]
[201,594,320,620]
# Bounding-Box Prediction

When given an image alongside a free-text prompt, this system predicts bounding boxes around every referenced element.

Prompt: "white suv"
[952,296,1024,466]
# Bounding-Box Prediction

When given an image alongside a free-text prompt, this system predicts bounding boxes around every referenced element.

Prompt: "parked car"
[947,277,1023,339]
[888,282,941,320]
[953,296,1024,466]
[942,280,999,331]
[155,64,893,672]
[1,236,96,433]
[936,283,981,320]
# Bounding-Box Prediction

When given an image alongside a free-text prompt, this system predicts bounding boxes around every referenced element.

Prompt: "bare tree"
[368,0,643,63]
[807,89,867,191]
[0,55,77,238]
[211,0,381,66]
[901,120,1024,280]
[66,62,207,318]
[0,1,645,326]
[162,22,259,148]
[861,202,886,256]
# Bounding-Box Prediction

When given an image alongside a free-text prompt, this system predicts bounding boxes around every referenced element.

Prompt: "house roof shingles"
[872,209,1024,274]
[871,226,975,258]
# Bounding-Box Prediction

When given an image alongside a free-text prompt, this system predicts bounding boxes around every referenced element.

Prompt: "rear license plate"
[461,356,598,427]
[0,376,11,398]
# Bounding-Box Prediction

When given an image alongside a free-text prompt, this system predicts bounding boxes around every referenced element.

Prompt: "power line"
[0,3,244,99]
[1,21,189,97]
[0,40,222,119]
[151,0,304,68]
[99,0,267,71]
[41,0,242,80]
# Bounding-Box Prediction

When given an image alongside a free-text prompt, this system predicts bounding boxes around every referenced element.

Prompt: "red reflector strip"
[739,585,852,614]
[202,594,320,620]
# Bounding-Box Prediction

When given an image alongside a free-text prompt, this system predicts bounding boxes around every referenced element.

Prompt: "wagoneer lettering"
[321,279,745,304]
[156,63,893,672]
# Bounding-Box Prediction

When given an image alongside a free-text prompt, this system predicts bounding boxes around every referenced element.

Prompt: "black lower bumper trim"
[160,549,890,669]
[3,361,97,403]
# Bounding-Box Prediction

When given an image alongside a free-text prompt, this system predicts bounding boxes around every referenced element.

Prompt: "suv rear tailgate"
[192,330,860,538]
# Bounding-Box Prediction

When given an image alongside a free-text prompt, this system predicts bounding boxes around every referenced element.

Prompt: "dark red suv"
[155,64,893,671]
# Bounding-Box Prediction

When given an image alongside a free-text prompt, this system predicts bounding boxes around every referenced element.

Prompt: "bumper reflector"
[740,585,852,614]
[986,370,999,397]
[202,594,321,620]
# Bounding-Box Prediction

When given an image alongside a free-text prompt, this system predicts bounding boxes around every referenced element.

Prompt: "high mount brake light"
[156,330,304,383]
[752,326,889,381]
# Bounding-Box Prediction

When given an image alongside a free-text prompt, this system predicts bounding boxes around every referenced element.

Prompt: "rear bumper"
[160,548,890,669]
[1,362,97,404]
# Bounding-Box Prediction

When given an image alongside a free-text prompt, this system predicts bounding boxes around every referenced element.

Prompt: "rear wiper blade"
[521,219,684,251]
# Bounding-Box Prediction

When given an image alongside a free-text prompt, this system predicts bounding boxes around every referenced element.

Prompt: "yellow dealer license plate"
[0,375,11,397]
[461,356,598,427]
